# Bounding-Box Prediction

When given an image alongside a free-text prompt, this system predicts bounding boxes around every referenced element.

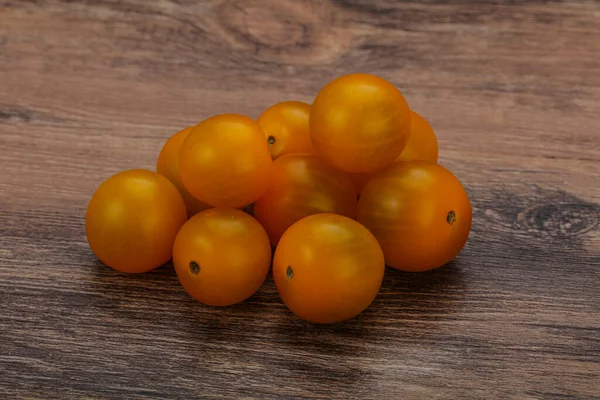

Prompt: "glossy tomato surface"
[179,114,273,208]
[173,208,271,306]
[257,101,313,160]
[357,161,472,272]
[254,154,357,245]
[349,110,439,194]
[273,214,385,324]
[396,110,438,163]
[86,169,187,273]
[310,73,411,173]
[156,126,211,218]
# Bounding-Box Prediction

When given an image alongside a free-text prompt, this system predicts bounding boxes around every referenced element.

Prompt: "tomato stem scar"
[189,260,200,275]
[447,211,456,225]
[267,135,276,145]
[286,265,294,279]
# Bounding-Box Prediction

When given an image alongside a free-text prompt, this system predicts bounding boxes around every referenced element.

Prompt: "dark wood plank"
[1,0,599,398]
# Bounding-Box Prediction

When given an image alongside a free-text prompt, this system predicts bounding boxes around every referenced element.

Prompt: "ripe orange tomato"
[254,154,357,245]
[273,214,385,324]
[349,110,439,194]
[86,169,187,273]
[257,101,313,160]
[357,161,472,272]
[396,110,438,163]
[173,208,271,306]
[310,73,412,173]
[179,114,274,208]
[156,126,211,218]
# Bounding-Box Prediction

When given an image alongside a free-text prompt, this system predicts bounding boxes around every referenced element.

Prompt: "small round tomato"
[254,154,357,245]
[357,161,472,272]
[396,110,438,163]
[310,73,411,173]
[273,214,385,324]
[179,114,274,208]
[156,126,211,218]
[257,101,313,160]
[86,169,187,273]
[348,111,439,194]
[173,208,271,306]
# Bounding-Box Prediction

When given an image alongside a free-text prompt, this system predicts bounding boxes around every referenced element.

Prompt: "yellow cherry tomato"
[173,208,272,306]
[254,154,357,245]
[273,214,385,324]
[86,169,187,273]
[156,126,211,218]
[258,101,313,160]
[310,73,412,173]
[179,114,274,208]
[357,162,472,272]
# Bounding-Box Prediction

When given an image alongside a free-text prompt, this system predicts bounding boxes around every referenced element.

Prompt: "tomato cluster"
[86,73,472,324]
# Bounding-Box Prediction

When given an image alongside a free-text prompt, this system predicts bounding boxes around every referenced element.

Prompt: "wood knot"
[517,203,599,239]
[474,186,600,249]
[219,0,310,49]
[214,0,350,65]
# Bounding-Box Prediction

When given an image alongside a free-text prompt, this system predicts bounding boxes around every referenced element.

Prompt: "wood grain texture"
[1,0,599,398]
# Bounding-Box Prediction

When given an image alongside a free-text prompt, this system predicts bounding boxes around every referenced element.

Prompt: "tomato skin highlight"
[179,114,274,209]
[156,126,211,218]
[254,154,357,245]
[357,161,472,272]
[86,169,187,274]
[173,208,271,306]
[310,73,412,173]
[349,110,439,194]
[273,213,385,324]
[258,101,313,160]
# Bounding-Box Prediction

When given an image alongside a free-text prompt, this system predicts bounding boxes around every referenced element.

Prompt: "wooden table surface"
[1,1,599,399]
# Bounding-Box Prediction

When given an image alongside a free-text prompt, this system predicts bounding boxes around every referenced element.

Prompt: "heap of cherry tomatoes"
[86,73,472,324]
